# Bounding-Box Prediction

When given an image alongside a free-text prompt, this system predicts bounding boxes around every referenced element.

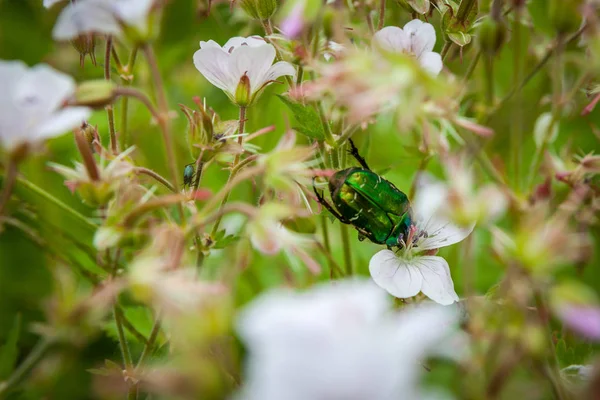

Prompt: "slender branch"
[0,339,53,396]
[0,156,18,217]
[104,36,118,155]
[510,6,523,191]
[136,313,162,368]
[113,305,133,369]
[120,46,139,150]
[377,0,386,30]
[141,44,184,222]
[441,41,453,60]
[134,167,176,192]
[340,224,353,275]
[210,106,247,236]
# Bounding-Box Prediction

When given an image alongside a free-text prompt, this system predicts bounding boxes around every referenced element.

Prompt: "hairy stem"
[340,224,353,275]
[0,156,18,217]
[134,167,176,192]
[510,6,523,191]
[377,0,386,30]
[105,36,118,155]
[120,47,138,150]
[210,107,247,237]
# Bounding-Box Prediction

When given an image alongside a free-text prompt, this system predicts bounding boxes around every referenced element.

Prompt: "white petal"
[199,40,223,50]
[111,0,154,27]
[262,61,296,84]
[15,64,76,117]
[404,19,436,57]
[43,0,64,7]
[0,60,28,145]
[373,26,410,53]
[193,47,235,93]
[369,250,422,299]
[52,0,120,40]
[34,107,91,141]
[413,256,458,305]
[229,44,276,94]
[419,51,443,75]
[413,182,474,250]
[223,36,266,50]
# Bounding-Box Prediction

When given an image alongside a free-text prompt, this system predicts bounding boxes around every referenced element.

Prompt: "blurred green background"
[0,0,599,398]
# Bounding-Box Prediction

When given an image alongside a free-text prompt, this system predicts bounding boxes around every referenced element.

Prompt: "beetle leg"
[347,138,371,171]
[312,177,352,224]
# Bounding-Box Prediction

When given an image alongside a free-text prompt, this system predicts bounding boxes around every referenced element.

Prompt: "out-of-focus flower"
[0,60,90,155]
[280,3,304,39]
[193,36,295,107]
[235,278,462,400]
[557,306,600,340]
[43,0,64,7]
[551,281,600,341]
[369,180,474,305]
[373,20,443,75]
[49,146,135,207]
[52,0,157,42]
[246,202,320,274]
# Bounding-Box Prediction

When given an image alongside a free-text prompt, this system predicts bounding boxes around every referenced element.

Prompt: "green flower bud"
[396,0,430,15]
[234,73,252,107]
[322,6,336,40]
[74,80,117,109]
[476,17,506,56]
[549,0,583,34]
[70,33,97,68]
[180,101,214,160]
[240,0,278,21]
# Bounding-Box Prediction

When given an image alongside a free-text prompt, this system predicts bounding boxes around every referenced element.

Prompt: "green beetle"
[183,162,199,189]
[313,140,413,248]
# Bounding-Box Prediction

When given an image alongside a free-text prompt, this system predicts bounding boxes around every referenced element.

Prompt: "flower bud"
[240,0,278,21]
[180,101,214,160]
[322,6,336,40]
[477,17,506,56]
[396,0,430,15]
[234,73,252,107]
[74,80,117,109]
[549,0,583,34]
[71,33,97,67]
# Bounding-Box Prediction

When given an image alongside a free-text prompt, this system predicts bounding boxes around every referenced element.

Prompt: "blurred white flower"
[43,0,64,7]
[193,36,295,106]
[236,279,461,400]
[51,0,155,40]
[373,20,443,75]
[369,181,474,305]
[0,60,90,153]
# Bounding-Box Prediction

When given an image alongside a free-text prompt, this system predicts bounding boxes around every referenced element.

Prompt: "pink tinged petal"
[52,0,120,40]
[369,250,422,299]
[558,305,600,340]
[413,256,459,305]
[373,26,410,53]
[193,47,236,93]
[418,51,443,75]
[34,107,91,141]
[229,44,276,94]
[404,19,436,57]
[281,4,305,39]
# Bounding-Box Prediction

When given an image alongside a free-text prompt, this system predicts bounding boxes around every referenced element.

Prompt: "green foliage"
[276,95,326,140]
[0,315,20,380]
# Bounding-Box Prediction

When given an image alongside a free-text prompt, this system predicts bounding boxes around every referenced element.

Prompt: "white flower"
[0,60,90,153]
[51,0,155,40]
[193,36,295,106]
[373,20,443,75]
[369,181,474,305]
[236,279,461,400]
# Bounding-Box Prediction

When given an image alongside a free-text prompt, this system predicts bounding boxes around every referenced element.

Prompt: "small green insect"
[313,139,413,248]
[183,163,197,189]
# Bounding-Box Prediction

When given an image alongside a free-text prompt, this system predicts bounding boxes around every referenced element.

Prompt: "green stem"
[141,44,184,222]
[510,7,523,191]
[463,50,481,84]
[441,41,453,60]
[104,36,118,155]
[134,167,176,192]
[114,305,133,369]
[120,47,138,150]
[210,106,247,237]
[340,224,353,275]
[0,339,53,396]
[136,314,162,368]
[484,54,495,106]
[0,156,18,217]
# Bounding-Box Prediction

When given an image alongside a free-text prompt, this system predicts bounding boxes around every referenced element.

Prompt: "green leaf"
[276,95,325,140]
[104,307,154,344]
[0,314,21,380]
[213,234,240,249]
